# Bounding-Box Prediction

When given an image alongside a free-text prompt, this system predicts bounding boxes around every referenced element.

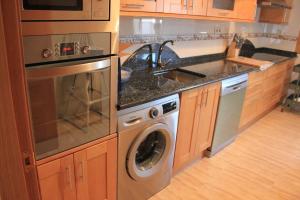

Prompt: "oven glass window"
[23,0,83,11]
[27,67,110,160]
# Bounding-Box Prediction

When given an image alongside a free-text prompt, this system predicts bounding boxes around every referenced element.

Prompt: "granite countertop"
[118,60,256,110]
[118,48,297,110]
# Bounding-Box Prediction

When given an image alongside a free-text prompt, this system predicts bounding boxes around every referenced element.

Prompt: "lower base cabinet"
[37,137,117,200]
[173,82,220,173]
[239,60,294,129]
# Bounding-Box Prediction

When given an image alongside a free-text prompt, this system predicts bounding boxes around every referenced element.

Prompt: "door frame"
[0,0,40,199]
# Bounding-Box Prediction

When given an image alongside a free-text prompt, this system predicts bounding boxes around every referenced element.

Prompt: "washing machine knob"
[149,108,159,119]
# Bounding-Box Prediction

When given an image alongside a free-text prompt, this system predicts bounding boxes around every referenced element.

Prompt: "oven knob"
[81,46,90,54]
[149,108,159,119]
[41,48,53,58]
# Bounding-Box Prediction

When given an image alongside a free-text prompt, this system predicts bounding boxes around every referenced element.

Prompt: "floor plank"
[150,108,300,200]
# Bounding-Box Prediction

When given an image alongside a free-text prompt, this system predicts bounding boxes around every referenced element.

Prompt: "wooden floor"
[151,108,300,200]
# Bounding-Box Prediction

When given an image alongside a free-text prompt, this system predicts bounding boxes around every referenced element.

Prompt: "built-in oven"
[23,33,116,160]
[20,0,110,21]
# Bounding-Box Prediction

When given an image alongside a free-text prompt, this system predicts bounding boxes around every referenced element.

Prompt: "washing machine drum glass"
[127,123,172,181]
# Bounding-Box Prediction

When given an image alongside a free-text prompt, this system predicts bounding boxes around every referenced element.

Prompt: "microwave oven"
[21,0,110,21]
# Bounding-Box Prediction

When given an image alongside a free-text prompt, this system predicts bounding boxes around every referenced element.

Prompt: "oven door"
[21,0,110,21]
[26,58,111,160]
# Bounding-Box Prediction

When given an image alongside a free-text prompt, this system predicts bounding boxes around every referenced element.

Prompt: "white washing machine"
[117,94,179,200]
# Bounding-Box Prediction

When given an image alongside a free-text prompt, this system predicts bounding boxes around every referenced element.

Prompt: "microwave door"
[21,0,92,20]
[26,59,111,160]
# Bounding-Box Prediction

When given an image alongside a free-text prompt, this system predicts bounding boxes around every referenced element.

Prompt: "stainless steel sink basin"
[154,69,206,83]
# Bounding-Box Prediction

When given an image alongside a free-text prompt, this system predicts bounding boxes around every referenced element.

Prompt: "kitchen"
[0,0,300,200]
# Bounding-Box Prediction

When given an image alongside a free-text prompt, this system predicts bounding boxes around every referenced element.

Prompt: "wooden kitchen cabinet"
[187,0,208,16]
[206,0,238,18]
[74,138,117,200]
[121,0,164,12]
[37,154,77,200]
[37,138,117,200]
[173,82,220,173]
[235,0,257,20]
[239,60,294,130]
[164,0,188,14]
[193,83,220,155]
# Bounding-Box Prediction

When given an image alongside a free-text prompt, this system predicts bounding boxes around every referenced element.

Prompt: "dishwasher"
[206,74,248,157]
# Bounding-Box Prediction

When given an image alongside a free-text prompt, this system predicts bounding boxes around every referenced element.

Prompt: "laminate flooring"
[150,108,300,200]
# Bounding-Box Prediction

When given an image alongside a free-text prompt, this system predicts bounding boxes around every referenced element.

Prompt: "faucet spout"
[157,40,174,68]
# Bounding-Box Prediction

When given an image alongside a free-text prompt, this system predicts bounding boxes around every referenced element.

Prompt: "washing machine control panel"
[162,101,177,114]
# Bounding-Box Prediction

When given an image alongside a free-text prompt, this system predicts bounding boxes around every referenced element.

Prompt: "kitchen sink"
[154,69,206,83]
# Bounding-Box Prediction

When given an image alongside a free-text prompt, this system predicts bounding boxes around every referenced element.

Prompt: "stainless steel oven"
[23,33,116,160]
[20,0,110,21]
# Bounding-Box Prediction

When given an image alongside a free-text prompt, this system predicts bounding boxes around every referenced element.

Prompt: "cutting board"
[227,56,274,68]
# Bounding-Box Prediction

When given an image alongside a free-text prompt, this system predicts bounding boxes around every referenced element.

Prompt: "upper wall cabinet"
[236,0,257,20]
[120,0,258,22]
[164,0,187,14]
[259,0,293,24]
[121,0,164,12]
[206,0,238,18]
[187,0,208,16]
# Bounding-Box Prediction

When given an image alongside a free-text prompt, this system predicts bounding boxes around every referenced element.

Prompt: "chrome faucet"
[156,40,174,68]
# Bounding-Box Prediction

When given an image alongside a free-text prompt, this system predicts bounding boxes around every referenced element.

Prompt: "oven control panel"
[23,33,111,65]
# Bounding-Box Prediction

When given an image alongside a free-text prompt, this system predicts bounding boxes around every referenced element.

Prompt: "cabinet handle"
[65,166,73,189]
[218,12,229,16]
[181,0,188,10]
[205,91,208,107]
[122,4,145,9]
[78,161,84,181]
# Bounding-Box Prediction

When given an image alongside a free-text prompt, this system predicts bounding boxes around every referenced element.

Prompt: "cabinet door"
[194,83,220,155]
[37,155,76,200]
[74,138,117,200]
[164,0,188,14]
[236,0,257,20]
[121,0,161,12]
[188,0,208,16]
[207,0,238,18]
[173,88,202,172]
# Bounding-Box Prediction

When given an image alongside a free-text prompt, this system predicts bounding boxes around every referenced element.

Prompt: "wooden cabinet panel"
[235,0,257,20]
[173,88,202,172]
[187,0,208,16]
[239,60,294,129]
[194,83,220,155]
[74,138,117,200]
[121,0,163,12]
[174,82,220,172]
[37,155,76,200]
[37,138,117,200]
[164,0,188,14]
[206,0,238,18]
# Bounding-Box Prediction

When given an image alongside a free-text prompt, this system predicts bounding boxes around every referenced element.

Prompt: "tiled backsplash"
[120,32,298,44]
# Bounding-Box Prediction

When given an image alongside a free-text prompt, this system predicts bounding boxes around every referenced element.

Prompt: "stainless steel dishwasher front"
[206,73,248,157]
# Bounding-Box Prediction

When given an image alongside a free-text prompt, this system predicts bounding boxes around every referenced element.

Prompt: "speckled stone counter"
[118,60,256,110]
[118,46,297,110]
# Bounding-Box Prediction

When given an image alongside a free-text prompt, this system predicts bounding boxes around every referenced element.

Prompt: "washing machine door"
[127,123,173,181]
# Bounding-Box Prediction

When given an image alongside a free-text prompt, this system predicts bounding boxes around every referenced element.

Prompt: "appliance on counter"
[21,0,110,21]
[117,94,179,200]
[24,33,115,160]
[206,74,249,157]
